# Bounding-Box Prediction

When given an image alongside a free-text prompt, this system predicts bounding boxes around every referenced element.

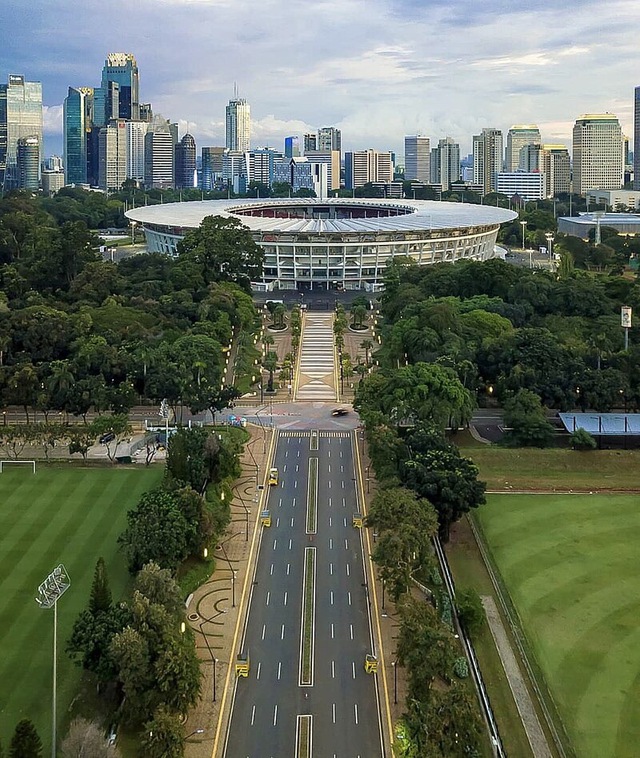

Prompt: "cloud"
[3,0,640,157]
[43,105,63,136]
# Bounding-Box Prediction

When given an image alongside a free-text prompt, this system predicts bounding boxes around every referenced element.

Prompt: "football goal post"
[0,460,36,473]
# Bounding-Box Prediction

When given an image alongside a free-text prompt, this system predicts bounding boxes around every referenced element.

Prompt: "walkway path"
[481,596,554,758]
[294,313,337,402]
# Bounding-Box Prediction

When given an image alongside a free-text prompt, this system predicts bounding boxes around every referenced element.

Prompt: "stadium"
[125,198,517,291]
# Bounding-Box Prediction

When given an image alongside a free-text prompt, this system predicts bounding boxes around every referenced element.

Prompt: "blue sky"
[3,0,639,158]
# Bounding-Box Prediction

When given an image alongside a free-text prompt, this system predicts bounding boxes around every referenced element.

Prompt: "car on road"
[99,432,116,444]
[331,408,349,416]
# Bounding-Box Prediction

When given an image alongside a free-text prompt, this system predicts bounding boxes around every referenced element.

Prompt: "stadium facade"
[126,198,516,291]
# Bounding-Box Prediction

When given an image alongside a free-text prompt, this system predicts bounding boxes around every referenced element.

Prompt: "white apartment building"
[98,119,127,191]
[345,149,393,189]
[473,129,503,194]
[226,98,251,152]
[126,121,148,181]
[572,114,623,195]
[496,171,546,201]
[302,150,340,191]
[430,137,460,190]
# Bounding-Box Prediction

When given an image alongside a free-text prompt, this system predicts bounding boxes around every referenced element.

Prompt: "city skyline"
[2,0,640,158]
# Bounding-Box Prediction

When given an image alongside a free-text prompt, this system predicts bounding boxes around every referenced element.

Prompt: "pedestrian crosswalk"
[280,431,351,438]
[295,314,337,402]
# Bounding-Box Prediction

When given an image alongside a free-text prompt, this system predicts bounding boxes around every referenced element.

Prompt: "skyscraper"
[430,137,460,191]
[303,133,317,153]
[201,146,225,190]
[541,144,571,197]
[144,119,175,189]
[302,150,341,191]
[572,114,623,195]
[95,53,139,125]
[318,127,341,154]
[473,128,503,194]
[64,86,93,185]
[175,133,197,189]
[125,121,148,182]
[505,125,541,172]
[98,119,127,191]
[634,87,640,190]
[284,136,300,159]
[226,97,251,152]
[0,74,43,191]
[17,135,40,190]
[404,135,430,183]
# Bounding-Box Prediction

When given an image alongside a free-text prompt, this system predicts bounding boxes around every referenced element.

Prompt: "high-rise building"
[64,87,93,185]
[303,133,317,153]
[496,171,546,201]
[344,149,393,189]
[572,114,623,195]
[318,127,341,154]
[284,136,300,159]
[222,152,247,194]
[41,169,64,195]
[144,119,175,189]
[98,119,127,191]
[505,125,541,172]
[201,146,225,190]
[273,157,328,198]
[175,133,197,189]
[430,137,460,191]
[125,121,148,182]
[302,150,340,191]
[244,148,282,186]
[226,97,251,152]
[473,128,503,194]
[529,144,570,197]
[95,53,139,125]
[0,74,43,191]
[17,135,40,190]
[404,136,430,183]
[634,87,640,190]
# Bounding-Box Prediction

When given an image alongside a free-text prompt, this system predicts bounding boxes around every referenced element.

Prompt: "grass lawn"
[0,465,162,750]
[477,493,640,758]
[465,447,640,491]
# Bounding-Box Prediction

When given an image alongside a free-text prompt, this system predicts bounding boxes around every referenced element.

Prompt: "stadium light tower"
[36,564,71,758]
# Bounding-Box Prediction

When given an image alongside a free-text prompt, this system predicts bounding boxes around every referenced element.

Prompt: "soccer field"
[477,494,640,758]
[0,465,162,749]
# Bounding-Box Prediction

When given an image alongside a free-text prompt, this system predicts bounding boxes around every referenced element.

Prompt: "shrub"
[571,427,597,450]
[453,656,469,678]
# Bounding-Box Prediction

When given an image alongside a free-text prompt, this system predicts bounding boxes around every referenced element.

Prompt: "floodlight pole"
[36,565,71,758]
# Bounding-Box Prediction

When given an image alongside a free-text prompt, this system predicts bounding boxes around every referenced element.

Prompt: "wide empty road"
[223,430,383,757]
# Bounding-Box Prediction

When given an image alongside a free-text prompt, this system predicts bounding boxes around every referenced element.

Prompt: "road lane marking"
[251,705,256,725]
[352,661,356,679]
[257,661,261,680]
[284,591,288,606]
[346,563,350,577]
[281,624,286,640]
[328,480,332,489]
[273,705,278,726]
[342,497,346,508]
[287,563,290,575]
[331,660,335,678]
[332,704,336,724]
[348,591,352,606]
[331,623,334,639]
[294,480,298,488]
[330,591,334,605]
[344,538,349,549]
[329,563,333,575]
[270,563,274,575]
[273,539,277,550]
[343,517,347,527]
[328,497,332,508]
[278,498,282,508]
[262,624,266,640]
[278,661,282,680]
[276,517,280,527]
[350,624,353,640]
[354,704,359,725]
[289,538,293,550]
[284,464,287,472]
[328,464,331,473]
[329,516,332,527]
[266,591,270,606]
[291,517,295,527]
[296,464,299,472]
[292,497,296,508]
[299,547,316,686]
[341,480,345,489]
[340,465,344,473]
[329,538,333,549]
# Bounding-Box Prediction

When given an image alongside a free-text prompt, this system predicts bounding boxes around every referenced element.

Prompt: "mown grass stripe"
[299,547,316,686]
[306,458,317,534]
[296,714,312,758]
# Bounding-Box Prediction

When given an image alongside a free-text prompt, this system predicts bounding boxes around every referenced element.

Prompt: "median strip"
[306,457,318,533]
[299,547,316,686]
[295,714,313,758]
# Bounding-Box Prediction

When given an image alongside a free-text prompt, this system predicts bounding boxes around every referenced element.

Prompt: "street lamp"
[520,220,527,252]
[186,728,205,740]
[199,619,218,701]
[36,565,71,758]
[545,233,554,267]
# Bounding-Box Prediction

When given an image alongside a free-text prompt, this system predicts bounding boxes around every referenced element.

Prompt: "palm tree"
[360,339,374,365]
[263,351,279,392]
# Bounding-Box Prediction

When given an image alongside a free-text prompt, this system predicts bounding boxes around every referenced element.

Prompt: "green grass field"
[477,494,640,758]
[0,465,162,750]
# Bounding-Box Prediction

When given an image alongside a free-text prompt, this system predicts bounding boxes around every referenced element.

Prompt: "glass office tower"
[0,74,43,191]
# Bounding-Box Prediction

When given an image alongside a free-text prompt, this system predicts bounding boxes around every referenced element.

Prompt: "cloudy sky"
[2,0,640,159]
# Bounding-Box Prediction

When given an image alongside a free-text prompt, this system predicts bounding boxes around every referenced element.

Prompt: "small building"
[558,212,640,239]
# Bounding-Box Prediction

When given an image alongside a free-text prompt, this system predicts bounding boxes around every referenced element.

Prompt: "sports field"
[477,494,640,758]
[0,465,162,749]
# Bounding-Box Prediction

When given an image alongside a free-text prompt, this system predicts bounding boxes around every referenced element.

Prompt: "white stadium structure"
[125,198,517,292]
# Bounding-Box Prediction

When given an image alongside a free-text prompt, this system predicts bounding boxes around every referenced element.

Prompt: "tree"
[502,389,555,448]
[134,562,184,617]
[9,720,42,758]
[91,414,132,462]
[263,351,278,392]
[68,425,95,460]
[570,428,597,450]
[400,424,486,541]
[89,557,112,615]
[60,717,121,758]
[139,707,184,758]
[119,490,192,572]
[175,215,264,292]
[360,338,374,365]
[456,588,485,637]
[66,603,132,683]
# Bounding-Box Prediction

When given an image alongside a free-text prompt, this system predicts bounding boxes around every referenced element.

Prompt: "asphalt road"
[223,431,384,758]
